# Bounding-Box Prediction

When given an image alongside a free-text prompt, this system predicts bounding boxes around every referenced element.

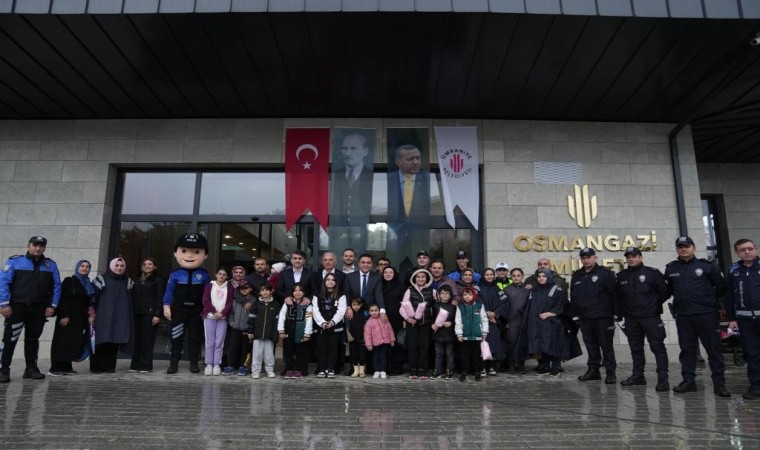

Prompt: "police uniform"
[163,233,210,374]
[0,236,61,381]
[725,255,760,399]
[570,248,617,382]
[664,236,728,395]
[615,247,669,389]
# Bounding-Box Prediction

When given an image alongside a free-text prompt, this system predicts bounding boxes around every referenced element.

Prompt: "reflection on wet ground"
[0,362,758,448]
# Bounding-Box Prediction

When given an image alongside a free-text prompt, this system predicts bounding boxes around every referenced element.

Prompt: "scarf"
[74,259,95,297]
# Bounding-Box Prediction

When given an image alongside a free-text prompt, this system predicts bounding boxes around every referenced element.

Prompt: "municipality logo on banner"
[434,126,480,230]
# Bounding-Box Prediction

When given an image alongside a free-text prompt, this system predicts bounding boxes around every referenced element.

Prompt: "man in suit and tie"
[313,251,346,294]
[387,144,431,271]
[276,250,316,304]
[329,132,375,254]
[343,254,386,321]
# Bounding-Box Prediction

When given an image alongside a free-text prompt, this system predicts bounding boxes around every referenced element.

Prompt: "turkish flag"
[285,128,330,231]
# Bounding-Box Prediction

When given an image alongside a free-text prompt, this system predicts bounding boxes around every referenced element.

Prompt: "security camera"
[751,33,760,46]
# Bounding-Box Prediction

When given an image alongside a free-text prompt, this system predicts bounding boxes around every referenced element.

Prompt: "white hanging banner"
[434,126,480,230]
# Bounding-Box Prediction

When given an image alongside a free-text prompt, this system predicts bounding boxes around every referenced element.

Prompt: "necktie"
[346,167,354,188]
[361,274,368,298]
[403,174,413,216]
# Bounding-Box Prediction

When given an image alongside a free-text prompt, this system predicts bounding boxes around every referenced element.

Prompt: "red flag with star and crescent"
[285,128,330,231]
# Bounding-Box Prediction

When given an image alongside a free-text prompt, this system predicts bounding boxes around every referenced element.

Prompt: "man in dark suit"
[275,250,316,304]
[387,144,431,271]
[329,133,374,254]
[343,254,386,320]
[312,251,346,294]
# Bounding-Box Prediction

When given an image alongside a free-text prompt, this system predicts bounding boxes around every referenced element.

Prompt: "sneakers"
[139,370,151,373]
[578,369,602,381]
[487,368,497,376]
[409,370,418,380]
[373,371,381,379]
[621,376,647,387]
[317,371,327,378]
[47,371,65,377]
[22,367,45,380]
[128,369,139,373]
[431,370,441,379]
[446,371,453,380]
[292,371,303,379]
[252,372,261,379]
[327,370,336,379]
[419,371,429,380]
[221,366,234,376]
[204,365,213,376]
[267,371,276,378]
[549,368,560,377]
[459,374,467,382]
[212,366,221,376]
[380,371,387,379]
[237,367,249,376]
[673,380,697,393]
[284,371,294,379]
[535,366,549,375]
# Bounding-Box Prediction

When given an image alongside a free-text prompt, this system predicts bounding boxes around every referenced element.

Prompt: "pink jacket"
[363,316,395,348]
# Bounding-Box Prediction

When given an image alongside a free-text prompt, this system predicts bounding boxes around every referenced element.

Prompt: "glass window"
[121,173,196,215]
[199,173,285,215]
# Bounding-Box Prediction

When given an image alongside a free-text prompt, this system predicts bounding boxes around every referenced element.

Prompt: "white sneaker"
[204,365,213,376]
[380,372,387,379]
[373,371,381,379]
[252,372,260,379]
[267,371,276,378]
[212,366,221,376]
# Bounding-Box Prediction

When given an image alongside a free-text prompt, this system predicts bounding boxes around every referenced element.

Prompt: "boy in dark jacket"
[346,297,368,377]
[431,285,456,379]
[247,283,280,379]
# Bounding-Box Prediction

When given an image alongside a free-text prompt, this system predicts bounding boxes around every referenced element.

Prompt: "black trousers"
[1,303,47,370]
[676,312,725,385]
[169,307,202,363]
[506,323,524,364]
[349,340,367,365]
[460,340,482,375]
[407,324,431,371]
[373,344,389,372]
[130,314,158,371]
[625,316,668,381]
[90,343,119,372]
[434,341,455,373]
[738,317,760,389]
[580,316,617,371]
[317,332,340,371]
[224,326,249,370]
[282,337,309,372]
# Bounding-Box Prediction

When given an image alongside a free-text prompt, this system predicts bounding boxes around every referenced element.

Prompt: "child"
[223,281,255,376]
[431,284,456,379]
[312,273,347,378]
[455,287,489,382]
[346,297,368,377]
[200,268,235,376]
[247,283,280,379]
[364,304,395,379]
[277,283,313,379]
[400,269,436,380]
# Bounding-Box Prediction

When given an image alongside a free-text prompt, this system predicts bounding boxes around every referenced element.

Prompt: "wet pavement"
[0,361,758,449]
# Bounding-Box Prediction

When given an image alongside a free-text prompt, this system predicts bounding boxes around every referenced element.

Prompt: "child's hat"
[461,286,478,301]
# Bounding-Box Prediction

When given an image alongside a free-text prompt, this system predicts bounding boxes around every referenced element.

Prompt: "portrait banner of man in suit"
[386,128,431,272]
[328,128,376,254]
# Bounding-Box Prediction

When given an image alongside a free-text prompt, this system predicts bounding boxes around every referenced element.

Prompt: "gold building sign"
[568,184,597,228]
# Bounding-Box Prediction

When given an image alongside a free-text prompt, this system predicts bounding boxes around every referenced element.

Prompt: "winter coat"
[200,281,235,318]
[382,275,405,333]
[431,302,457,343]
[345,309,368,344]
[400,269,436,326]
[364,316,396,348]
[277,302,313,343]
[503,282,529,327]
[132,272,165,317]
[92,269,134,345]
[479,280,507,359]
[521,282,567,359]
[247,297,281,341]
[228,291,254,331]
[51,276,92,361]
[312,294,347,333]
[455,300,489,341]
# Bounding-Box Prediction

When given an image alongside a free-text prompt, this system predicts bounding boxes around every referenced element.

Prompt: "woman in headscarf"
[381,266,406,375]
[90,257,134,373]
[129,257,165,373]
[522,269,568,377]
[48,260,95,376]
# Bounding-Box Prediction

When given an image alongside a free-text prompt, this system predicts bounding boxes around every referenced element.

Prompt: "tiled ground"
[0,360,758,449]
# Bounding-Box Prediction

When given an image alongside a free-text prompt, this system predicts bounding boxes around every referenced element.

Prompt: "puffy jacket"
[247,297,281,341]
[665,257,726,316]
[228,291,254,331]
[132,272,165,316]
[363,316,395,348]
[0,253,61,308]
[400,269,436,325]
[455,300,488,341]
[615,265,668,319]
[725,257,760,320]
[570,264,616,320]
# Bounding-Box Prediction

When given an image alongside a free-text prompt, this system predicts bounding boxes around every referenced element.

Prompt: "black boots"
[673,380,697,393]
[604,370,616,385]
[166,360,179,374]
[578,368,601,381]
[22,366,45,380]
[620,375,646,386]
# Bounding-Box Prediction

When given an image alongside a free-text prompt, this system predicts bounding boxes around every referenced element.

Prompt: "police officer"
[615,246,669,391]
[0,236,61,382]
[571,247,617,384]
[665,236,730,397]
[725,238,760,400]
